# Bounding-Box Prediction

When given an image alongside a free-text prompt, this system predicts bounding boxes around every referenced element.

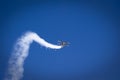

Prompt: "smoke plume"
[4,31,62,80]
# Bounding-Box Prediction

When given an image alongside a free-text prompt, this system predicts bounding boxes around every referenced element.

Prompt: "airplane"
[58,40,70,47]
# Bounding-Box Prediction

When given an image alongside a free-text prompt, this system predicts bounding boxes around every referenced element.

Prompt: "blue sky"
[0,0,120,80]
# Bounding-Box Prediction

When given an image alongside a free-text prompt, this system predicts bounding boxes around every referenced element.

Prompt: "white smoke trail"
[4,31,62,80]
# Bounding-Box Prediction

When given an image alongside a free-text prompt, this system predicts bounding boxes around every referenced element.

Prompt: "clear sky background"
[0,0,120,80]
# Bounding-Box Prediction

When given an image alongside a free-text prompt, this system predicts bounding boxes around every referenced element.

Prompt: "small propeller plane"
[58,40,70,47]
